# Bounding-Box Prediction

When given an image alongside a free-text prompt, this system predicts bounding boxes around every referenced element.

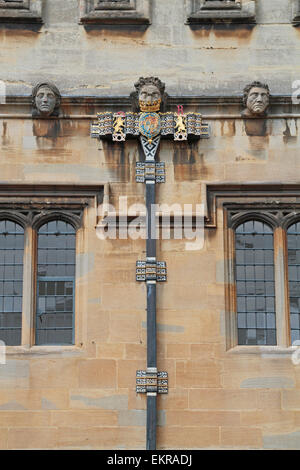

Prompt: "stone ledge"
[227,345,299,356]
[3,345,86,358]
[79,0,150,25]
[187,0,256,25]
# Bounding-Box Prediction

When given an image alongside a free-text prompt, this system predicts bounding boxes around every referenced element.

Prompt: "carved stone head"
[32,82,61,117]
[242,81,270,117]
[130,77,168,112]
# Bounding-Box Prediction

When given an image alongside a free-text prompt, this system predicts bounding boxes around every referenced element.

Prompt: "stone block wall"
[0,0,299,450]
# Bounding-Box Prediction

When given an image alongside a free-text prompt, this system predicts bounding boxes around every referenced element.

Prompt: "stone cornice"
[2,94,294,106]
[0,94,297,119]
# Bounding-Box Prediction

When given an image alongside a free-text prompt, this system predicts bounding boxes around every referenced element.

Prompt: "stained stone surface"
[0,0,299,452]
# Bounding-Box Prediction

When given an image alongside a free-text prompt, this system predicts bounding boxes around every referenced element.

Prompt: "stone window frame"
[0,0,43,23]
[0,184,103,355]
[79,0,151,25]
[292,0,300,25]
[205,184,300,355]
[186,0,256,25]
[224,203,300,353]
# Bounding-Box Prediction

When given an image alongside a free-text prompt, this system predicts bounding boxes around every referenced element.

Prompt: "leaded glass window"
[36,220,76,345]
[235,220,276,345]
[0,220,24,346]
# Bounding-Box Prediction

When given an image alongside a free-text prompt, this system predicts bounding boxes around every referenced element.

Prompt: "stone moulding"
[0,0,43,23]
[292,0,300,25]
[186,0,256,25]
[79,0,151,25]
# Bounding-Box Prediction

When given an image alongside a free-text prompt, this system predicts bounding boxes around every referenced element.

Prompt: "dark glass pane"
[256,329,267,345]
[257,312,266,329]
[39,282,45,296]
[238,329,247,345]
[0,221,24,346]
[235,220,276,345]
[254,250,264,264]
[36,221,75,346]
[245,250,254,264]
[46,282,55,296]
[56,282,64,295]
[247,312,256,328]
[290,314,300,330]
[266,329,277,345]
[36,328,73,346]
[237,313,246,328]
[236,281,245,295]
[266,313,276,329]
[66,265,75,276]
[246,297,255,312]
[291,329,300,344]
[65,282,73,295]
[256,297,265,312]
[246,282,255,295]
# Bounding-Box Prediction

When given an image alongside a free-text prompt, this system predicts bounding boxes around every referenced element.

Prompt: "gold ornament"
[139,99,161,113]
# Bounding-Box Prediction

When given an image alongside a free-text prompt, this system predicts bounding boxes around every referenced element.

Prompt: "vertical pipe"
[147,283,157,367]
[145,180,157,450]
[146,182,156,258]
[146,395,157,450]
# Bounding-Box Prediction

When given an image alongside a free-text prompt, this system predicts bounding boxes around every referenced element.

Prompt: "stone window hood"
[0,0,43,23]
[187,0,256,25]
[79,0,151,25]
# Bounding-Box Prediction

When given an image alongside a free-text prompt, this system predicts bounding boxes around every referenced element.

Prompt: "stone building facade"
[0,0,300,450]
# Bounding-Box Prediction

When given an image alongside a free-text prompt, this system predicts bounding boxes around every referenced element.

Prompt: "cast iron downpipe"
[145,181,157,450]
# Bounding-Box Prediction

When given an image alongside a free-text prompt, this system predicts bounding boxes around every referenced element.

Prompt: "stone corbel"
[186,0,256,25]
[79,0,151,25]
[0,0,43,23]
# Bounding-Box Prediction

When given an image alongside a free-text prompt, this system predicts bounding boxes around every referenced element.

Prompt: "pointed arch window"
[36,220,76,346]
[235,220,276,345]
[225,206,300,350]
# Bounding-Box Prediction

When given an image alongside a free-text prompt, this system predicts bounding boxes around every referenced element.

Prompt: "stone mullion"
[21,225,36,347]
[225,225,238,350]
[274,226,290,347]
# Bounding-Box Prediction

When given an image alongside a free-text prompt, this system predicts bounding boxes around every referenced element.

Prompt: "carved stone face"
[35,86,57,116]
[246,87,269,116]
[138,84,161,112]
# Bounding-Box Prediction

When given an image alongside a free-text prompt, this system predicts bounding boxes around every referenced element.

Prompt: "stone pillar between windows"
[224,226,238,350]
[274,226,290,347]
[21,225,36,347]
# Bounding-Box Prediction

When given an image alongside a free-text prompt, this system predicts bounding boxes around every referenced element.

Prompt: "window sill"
[79,12,150,25]
[4,345,85,357]
[187,1,256,25]
[79,0,150,25]
[0,1,43,24]
[227,345,299,357]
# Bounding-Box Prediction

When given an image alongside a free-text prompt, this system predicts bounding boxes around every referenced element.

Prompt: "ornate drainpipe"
[91,77,209,450]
